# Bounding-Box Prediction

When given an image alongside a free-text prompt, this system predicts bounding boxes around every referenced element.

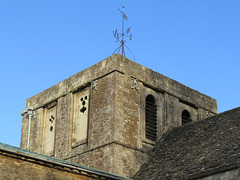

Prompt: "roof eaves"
[0,142,132,180]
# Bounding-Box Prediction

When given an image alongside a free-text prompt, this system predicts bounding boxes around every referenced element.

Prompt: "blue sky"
[0,0,239,147]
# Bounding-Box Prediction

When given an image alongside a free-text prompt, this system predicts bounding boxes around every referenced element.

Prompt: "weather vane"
[112,4,135,61]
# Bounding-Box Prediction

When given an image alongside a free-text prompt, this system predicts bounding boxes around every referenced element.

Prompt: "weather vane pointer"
[112,4,135,61]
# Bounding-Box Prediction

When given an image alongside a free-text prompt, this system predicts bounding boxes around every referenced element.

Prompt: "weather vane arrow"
[112,4,135,61]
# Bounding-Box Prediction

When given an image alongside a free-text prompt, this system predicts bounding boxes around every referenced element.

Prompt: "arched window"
[182,110,191,125]
[145,95,157,141]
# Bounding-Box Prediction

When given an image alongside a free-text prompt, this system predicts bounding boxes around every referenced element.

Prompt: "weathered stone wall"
[164,94,180,131]
[20,54,218,178]
[112,143,150,178]
[114,72,140,148]
[20,114,28,149]
[0,152,100,180]
[140,84,163,151]
[20,107,43,153]
[88,72,116,149]
[67,143,115,174]
[55,94,71,159]
[179,101,198,123]
[25,54,217,114]
[0,142,128,180]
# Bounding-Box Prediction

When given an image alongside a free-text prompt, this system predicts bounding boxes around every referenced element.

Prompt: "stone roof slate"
[134,107,240,180]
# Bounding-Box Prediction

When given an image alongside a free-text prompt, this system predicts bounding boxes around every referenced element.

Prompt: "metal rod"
[26,114,32,150]
[122,5,125,56]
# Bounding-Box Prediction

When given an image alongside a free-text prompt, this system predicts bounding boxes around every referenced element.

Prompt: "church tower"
[20,54,217,178]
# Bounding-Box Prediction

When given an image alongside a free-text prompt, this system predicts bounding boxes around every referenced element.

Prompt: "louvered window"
[182,110,191,125]
[145,95,157,141]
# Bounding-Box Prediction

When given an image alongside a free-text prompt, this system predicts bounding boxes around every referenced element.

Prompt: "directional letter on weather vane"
[112,5,134,61]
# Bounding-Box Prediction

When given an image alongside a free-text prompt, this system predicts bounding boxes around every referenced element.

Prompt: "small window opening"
[145,95,157,141]
[182,110,191,125]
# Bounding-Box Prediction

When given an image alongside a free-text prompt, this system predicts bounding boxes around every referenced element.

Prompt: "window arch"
[145,95,157,141]
[182,110,191,125]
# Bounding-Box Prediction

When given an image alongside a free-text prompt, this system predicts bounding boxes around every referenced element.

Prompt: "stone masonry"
[0,142,128,180]
[20,54,217,178]
[134,107,240,180]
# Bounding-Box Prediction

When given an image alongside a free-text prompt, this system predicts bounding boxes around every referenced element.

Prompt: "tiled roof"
[0,142,130,180]
[134,107,240,180]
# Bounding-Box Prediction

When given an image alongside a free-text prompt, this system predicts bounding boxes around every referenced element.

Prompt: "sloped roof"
[134,107,240,180]
[0,142,130,180]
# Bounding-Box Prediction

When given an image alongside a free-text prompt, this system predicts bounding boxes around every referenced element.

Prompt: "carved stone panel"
[43,103,57,156]
[72,88,90,147]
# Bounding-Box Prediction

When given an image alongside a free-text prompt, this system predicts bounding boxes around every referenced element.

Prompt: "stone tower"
[20,54,217,178]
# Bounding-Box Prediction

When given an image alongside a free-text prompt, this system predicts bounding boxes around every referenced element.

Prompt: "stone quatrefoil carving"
[92,80,98,92]
[49,115,54,132]
[132,78,138,90]
[80,96,88,113]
